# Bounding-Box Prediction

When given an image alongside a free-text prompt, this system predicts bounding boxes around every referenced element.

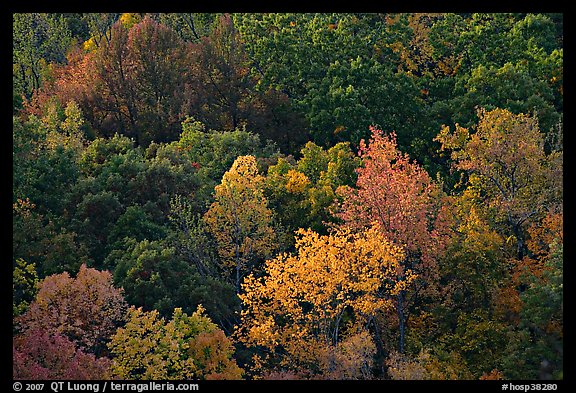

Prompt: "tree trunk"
[513,223,525,260]
[397,289,406,354]
[235,239,242,297]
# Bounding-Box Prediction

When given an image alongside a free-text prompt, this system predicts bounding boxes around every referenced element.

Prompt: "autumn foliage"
[16,264,128,355]
[13,12,562,381]
[237,224,409,378]
[204,155,276,293]
[334,127,451,353]
[108,306,243,380]
[13,328,111,380]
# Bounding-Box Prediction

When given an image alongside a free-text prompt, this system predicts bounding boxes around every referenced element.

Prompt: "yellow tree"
[108,306,243,380]
[435,108,562,260]
[204,155,276,294]
[236,224,411,379]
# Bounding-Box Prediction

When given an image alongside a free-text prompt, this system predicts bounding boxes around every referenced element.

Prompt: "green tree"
[175,117,278,207]
[13,258,39,318]
[264,141,359,240]
[13,13,72,100]
[156,13,219,43]
[234,13,426,149]
[505,241,563,379]
[13,113,89,276]
[499,213,563,380]
[113,238,232,322]
[427,13,563,142]
[81,13,119,49]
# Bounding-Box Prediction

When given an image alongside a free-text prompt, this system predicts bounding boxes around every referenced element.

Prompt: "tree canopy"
[13,12,562,381]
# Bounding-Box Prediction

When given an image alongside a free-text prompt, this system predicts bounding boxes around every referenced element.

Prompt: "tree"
[264,141,359,243]
[435,108,562,260]
[203,155,277,294]
[82,13,119,49]
[13,13,72,100]
[13,258,39,318]
[71,191,124,266]
[13,198,89,278]
[167,194,220,278]
[105,205,167,255]
[165,194,240,331]
[434,189,507,318]
[497,211,563,379]
[234,13,426,149]
[157,13,219,43]
[174,117,278,207]
[26,16,195,145]
[110,237,239,332]
[68,131,202,268]
[25,15,305,151]
[188,14,306,153]
[13,108,84,217]
[108,306,243,380]
[13,109,90,277]
[13,328,111,380]
[16,264,128,356]
[447,62,561,138]
[426,13,563,148]
[430,108,563,379]
[502,241,563,379]
[385,348,473,380]
[237,224,409,378]
[334,127,451,353]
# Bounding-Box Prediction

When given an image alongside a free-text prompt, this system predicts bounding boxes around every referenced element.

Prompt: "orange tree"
[236,224,410,379]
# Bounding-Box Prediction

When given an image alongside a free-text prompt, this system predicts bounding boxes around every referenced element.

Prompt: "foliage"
[16,264,128,356]
[157,13,219,43]
[110,237,238,331]
[13,13,73,100]
[13,258,39,317]
[13,328,111,380]
[436,190,506,313]
[204,155,277,293]
[264,141,360,239]
[334,126,451,354]
[500,238,563,379]
[386,348,473,380]
[435,108,562,259]
[108,306,243,379]
[234,13,427,149]
[188,14,307,153]
[69,131,202,267]
[12,12,563,381]
[175,117,278,206]
[237,224,408,378]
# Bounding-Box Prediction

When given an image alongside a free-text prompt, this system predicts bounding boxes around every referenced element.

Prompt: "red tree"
[26,17,195,145]
[334,127,451,353]
[189,14,306,152]
[13,328,110,380]
[25,15,305,152]
[16,264,128,356]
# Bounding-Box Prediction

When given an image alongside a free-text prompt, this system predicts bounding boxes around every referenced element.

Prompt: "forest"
[12,13,563,381]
